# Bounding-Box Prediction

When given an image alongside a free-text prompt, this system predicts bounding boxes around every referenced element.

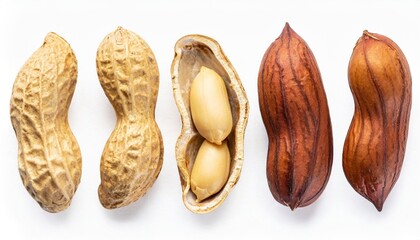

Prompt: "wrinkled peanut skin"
[344,31,411,211]
[96,27,163,209]
[10,33,82,213]
[258,23,333,210]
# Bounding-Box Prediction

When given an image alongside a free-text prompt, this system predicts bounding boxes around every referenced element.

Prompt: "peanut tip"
[372,198,384,212]
[283,22,293,33]
[363,30,379,40]
[45,32,65,45]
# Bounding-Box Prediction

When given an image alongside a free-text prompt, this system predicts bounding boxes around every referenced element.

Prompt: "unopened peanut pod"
[10,33,82,213]
[258,23,333,210]
[344,30,411,211]
[96,27,163,209]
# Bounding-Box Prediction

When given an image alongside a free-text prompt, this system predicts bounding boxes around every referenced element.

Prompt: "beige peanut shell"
[171,34,249,214]
[96,27,163,209]
[10,33,82,213]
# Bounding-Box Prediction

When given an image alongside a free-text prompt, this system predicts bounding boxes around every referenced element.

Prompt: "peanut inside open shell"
[171,35,249,213]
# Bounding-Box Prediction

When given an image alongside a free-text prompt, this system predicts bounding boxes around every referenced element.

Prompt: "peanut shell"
[96,27,163,209]
[10,33,82,213]
[344,30,411,211]
[258,23,333,210]
[171,34,249,213]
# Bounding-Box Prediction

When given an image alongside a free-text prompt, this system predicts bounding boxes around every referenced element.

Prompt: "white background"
[0,0,419,239]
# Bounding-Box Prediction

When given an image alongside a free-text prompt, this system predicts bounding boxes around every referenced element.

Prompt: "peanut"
[171,34,249,213]
[190,66,233,145]
[10,32,82,213]
[96,27,163,209]
[189,66,232,202]
[258,23,333,210]
[343,30,411,211]
[191,140,230,202]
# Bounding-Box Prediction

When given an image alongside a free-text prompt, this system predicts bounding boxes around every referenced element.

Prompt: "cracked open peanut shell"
[171,34,249,214]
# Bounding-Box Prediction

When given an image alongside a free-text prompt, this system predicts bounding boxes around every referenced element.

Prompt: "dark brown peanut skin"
[343,31,411,211]
[258,23,333,210]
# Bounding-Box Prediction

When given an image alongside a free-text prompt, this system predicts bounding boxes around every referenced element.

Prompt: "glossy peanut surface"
[258,23,333,210]
[344,31,411,211]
